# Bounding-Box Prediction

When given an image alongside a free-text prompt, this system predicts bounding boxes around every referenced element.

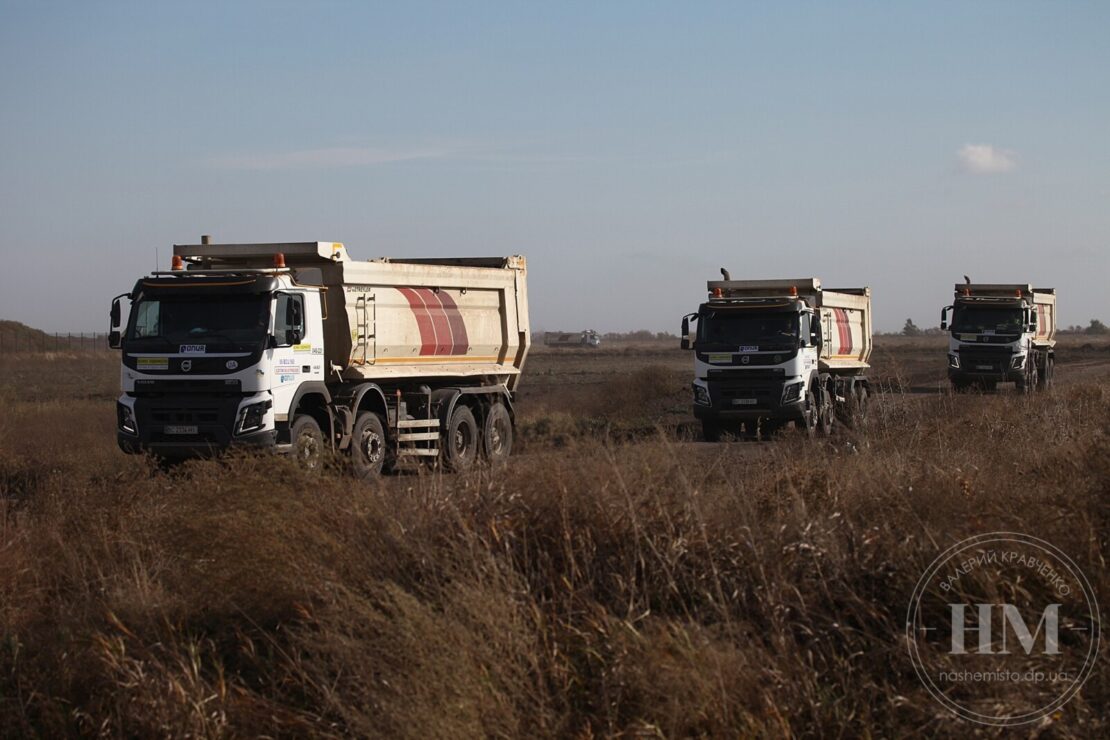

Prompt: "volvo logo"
[180,360,192,372]
[740,356,750,364]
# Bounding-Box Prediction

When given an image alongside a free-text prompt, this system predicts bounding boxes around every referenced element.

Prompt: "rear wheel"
[1017,361,1038,394]
[482,403,513,463]
[290,415,324,471]
[443,405,479,472]
[350,411,388,479]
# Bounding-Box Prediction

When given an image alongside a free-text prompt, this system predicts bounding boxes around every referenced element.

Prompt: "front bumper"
[693,376,806,422]
[948,349,1024,381]
[117,393,277,458]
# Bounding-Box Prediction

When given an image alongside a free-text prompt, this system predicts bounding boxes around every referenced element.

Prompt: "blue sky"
[1,1,1107,332]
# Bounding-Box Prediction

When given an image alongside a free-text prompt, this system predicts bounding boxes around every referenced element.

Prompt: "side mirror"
[287,328,304,345]
[109,330,121,349]
[940,306,950,331]
[110,299,121,327]
[680,313,696,350]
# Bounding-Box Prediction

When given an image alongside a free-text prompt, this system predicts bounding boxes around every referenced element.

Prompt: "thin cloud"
[206,146,446,171]
[957,144,1017,175]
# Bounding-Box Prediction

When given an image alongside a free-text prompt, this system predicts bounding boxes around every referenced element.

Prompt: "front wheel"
[482,403,513,464]
[1037,357,1053,391]
[797,390,818,436]
[290,415,324,471]
[701,419,722,442]
[443,405,479,472]
[350,411,388,479]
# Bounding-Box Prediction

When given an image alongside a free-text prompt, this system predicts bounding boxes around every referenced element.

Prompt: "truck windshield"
[698,311,799,349]
[951,306,1023,333]
[126,295,270,349]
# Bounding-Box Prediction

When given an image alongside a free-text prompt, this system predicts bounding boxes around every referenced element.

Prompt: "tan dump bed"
[954,283,1056,347]
[173,242,530,390]
[706,277,872,372]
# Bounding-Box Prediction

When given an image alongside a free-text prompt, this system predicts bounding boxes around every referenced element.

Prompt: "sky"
[1,1,1108,333]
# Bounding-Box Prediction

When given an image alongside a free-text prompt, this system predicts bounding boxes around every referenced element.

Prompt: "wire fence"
[0,332,115,353]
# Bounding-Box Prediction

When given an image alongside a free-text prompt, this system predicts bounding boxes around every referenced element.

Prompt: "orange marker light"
[963,288,971,296]
[789,286,798,296]
[171,254,184,270]
[273,252,286,268]
[1014,289,1021,297]
[712,287,723,298]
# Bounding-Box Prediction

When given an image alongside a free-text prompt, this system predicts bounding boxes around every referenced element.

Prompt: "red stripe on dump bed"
[397,287,436,355]
[834,308,853,354]
[435,290,470,354]
[417,288,454,355]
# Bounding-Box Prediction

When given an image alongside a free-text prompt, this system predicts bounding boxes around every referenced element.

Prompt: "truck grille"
[959,347,1013,373]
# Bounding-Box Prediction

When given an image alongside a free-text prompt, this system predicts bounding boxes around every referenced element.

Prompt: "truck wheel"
[1038,358,1053,390]
[818,389,834,435]
[351,411,388,479]
[1017,362,1038,394]
[291,415,324,471]
[701,420,722,442]
[482,403,513,463]
[798,390,818,436]
[443,405,479,472]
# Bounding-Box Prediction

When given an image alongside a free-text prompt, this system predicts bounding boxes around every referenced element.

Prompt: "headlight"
[692,384,711,407]
[781,381,803,404]
[1011,355,1025,370]
[235,400,272,434]
[117,403,137,435]
[948,354,960,368]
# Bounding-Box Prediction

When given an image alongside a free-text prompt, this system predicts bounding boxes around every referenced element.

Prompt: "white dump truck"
[940,282,1056,392]
[681,274,872,440]
[109,240,529,474]
[543,330,601,348]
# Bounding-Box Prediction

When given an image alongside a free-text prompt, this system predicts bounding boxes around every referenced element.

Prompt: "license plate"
[164,425,198,435]
[976,365,993,371]
[732,398,758,406]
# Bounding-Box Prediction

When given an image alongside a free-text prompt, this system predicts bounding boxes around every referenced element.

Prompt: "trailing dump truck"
[681,274,872,440]
[940,282,1055,392]
[109,239,529,474]
[544,330,601,348]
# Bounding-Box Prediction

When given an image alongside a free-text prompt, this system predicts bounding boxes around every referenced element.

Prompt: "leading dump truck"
[109,240,529,474]
[681,274,872,440]
[940,282,1056,392]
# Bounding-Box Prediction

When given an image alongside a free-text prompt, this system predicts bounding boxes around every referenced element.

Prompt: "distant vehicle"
[681,274,872,440]
[940,282,1056,392]
[109,239,530,474]
[544,330,601,348]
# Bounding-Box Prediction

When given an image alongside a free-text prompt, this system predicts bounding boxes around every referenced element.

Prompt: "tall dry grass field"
[1,341,1107,737]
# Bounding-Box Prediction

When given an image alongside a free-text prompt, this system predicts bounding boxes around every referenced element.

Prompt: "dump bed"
[954,283,1056,347]
[705,277,872,372]
[173,242,530,390]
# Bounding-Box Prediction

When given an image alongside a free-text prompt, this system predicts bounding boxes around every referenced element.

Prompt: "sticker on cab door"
[293,343,312,353]
[179,345,206,354]
[137,357,168,370]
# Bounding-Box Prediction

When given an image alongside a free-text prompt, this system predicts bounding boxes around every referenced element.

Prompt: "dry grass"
[0,351,1108,737]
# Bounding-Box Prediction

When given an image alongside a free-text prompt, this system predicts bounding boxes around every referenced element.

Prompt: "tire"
[482,402,513,463]
[350,411,388,479]
[1017,361,1037,394]
[701,419,722,442]
[818,386,834,436]
[797,390,818,436]
[290,415,324,471]
[1037,357,1053,391]
[443,404,479,472]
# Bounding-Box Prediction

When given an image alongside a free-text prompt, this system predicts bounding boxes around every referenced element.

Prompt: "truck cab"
[113,260,327,459]
[941,283,1056,392]
[681,277,871,441]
